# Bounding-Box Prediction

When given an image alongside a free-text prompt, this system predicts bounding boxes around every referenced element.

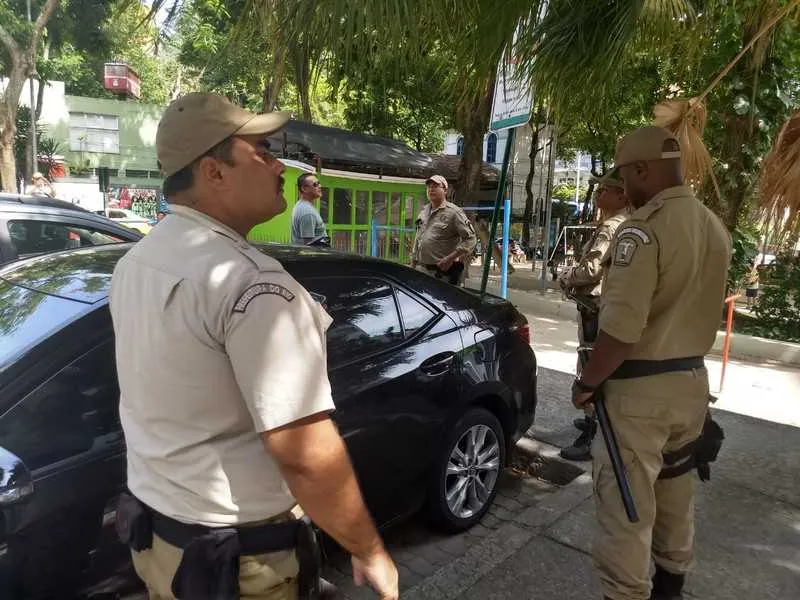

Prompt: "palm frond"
[759,111,800,240]
[652,97,715,190]
[513,0,695,121]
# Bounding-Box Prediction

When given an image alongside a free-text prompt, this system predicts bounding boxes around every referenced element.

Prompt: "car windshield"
[0,278,87,373]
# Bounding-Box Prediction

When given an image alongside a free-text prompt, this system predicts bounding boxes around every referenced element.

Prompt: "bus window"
[333,189,353,225]
[320,188,330,223]
[355,191,369,225]
[373,192,387,225]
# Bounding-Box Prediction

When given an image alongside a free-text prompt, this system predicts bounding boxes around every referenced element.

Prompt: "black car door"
[298,274,465,525]
[0,334,126,593]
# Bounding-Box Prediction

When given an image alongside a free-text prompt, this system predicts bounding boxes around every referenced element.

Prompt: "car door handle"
[420,352,456,375]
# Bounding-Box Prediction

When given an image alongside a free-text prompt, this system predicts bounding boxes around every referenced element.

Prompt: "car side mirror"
[0,446,34,506]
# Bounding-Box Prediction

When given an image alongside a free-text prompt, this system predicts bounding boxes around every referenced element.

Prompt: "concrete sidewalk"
[402,367,800,600]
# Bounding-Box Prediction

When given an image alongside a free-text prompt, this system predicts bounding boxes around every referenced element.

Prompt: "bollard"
[719,294,741,392]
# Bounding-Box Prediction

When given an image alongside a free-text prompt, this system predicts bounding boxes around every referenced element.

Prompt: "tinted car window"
[0,340,121,471]
[306,277,403,364]
[8,219,125,258]
[396,288,437,336]
[0,279,88,369]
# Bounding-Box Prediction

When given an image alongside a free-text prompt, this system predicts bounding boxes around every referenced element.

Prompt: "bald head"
[612,127,684,208]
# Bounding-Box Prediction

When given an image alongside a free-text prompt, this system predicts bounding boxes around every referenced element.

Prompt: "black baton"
[577,351,640,524]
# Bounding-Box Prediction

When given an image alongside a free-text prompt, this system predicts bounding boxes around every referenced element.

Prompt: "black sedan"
[0,243,537,598]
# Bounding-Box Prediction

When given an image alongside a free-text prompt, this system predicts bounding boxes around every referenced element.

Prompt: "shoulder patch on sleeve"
[233,282,295,312]
[613,238,640,267]
[617,226,651,245]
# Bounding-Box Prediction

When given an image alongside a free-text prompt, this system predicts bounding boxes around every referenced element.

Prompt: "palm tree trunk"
[455,73,496,206]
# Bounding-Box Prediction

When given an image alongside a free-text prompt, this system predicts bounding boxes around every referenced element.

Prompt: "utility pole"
[27,0,37,177]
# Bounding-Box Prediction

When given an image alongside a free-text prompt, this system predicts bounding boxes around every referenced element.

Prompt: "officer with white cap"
[110,92,398,600]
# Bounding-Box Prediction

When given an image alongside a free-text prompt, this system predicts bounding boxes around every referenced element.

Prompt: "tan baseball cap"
[590,172,624,189]
[613,126,681,169]
[425,174,449,190]
[156,92,289,177]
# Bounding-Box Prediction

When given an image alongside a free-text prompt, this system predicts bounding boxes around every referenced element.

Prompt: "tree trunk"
[0,139,16,193]
[523,121,543,247]
[262,46,286,112]
[454,74,496,206]
[23,77,46,182]
[0,0,59,192]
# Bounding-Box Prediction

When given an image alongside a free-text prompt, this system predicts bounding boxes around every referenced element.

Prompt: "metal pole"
[370,218,377,257]
[481,127,515,295]
[540,128,557,291]
[27,0,37,178]
[500,197,511,299]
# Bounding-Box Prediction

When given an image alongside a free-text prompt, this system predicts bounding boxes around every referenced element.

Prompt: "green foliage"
[331,47,454,152]
[552,183,587,203]
[750,251,800,343]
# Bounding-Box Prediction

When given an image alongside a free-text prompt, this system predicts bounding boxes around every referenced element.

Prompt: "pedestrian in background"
[291,173,327,245]
[745,259,760,309]
[110,92,398,600]
[411,174,477,285]
[26,171,55,197]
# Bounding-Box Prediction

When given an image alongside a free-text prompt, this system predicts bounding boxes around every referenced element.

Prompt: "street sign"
[489,51,533,132]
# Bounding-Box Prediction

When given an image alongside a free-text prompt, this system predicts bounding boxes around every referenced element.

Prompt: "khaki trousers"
[131,515,300,600]
[591,368,709,600]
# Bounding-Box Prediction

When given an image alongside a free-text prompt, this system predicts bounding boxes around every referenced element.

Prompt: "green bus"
[248,159,428,264]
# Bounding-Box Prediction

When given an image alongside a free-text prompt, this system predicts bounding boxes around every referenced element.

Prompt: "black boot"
[560,419,596,461]
[573,416,591,431]
[650,565,685,599]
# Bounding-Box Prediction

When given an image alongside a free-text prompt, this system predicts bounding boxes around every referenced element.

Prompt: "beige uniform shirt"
[599,186,731,360]
[110,205,335,527]
[562,211,628,297]
[412,201,477,265]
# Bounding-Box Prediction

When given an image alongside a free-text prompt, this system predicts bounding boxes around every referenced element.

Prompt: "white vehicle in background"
[95,207,153,234]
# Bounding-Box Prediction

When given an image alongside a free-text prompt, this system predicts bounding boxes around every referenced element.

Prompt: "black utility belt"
[151,505,299,554]
[608,356,705,380]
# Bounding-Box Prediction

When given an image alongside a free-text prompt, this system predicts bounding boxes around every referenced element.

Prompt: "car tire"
[426,407,506,533]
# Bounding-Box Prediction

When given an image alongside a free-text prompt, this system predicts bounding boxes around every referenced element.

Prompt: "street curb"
[401,442,593,600]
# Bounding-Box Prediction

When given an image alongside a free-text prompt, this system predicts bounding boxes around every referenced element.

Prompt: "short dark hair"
[297,172,317,191]
[162,137,236,199]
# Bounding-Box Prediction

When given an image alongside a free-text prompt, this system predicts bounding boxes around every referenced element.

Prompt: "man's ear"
[196,156,225,187]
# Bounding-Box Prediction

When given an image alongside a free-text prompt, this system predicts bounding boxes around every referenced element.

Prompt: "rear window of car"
[7,219,126,259]
[0,279,86,371]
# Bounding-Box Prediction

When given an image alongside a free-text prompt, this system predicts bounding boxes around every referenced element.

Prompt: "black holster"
[659,410,725,482]
[296,516,323,600]
[424,261,465,285]
[115,491,153,552]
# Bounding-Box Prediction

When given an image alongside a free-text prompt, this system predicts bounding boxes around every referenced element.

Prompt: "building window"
[125,169,149,178]
[456,137,465,156]
[69,112,120,154]
[486,133,497,163]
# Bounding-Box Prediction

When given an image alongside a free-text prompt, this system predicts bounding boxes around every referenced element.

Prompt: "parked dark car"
[0,193,142,266]
[0,243,537,598]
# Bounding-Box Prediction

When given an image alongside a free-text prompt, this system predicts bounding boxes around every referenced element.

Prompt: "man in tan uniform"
[571,126,731,600]
[558,172,630,461]
[411,174,477,285]
[110,93,398,600]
